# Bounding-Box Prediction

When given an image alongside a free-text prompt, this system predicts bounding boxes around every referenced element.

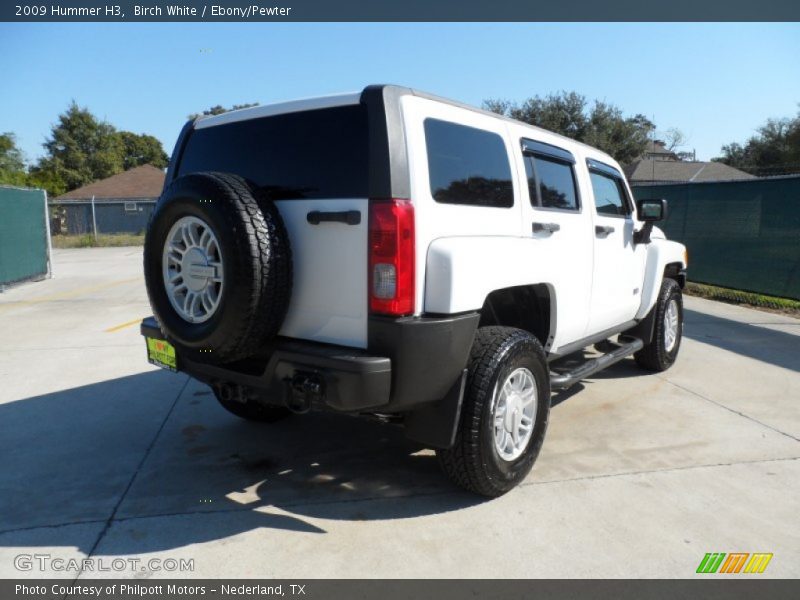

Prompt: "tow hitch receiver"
[288,372,324,413]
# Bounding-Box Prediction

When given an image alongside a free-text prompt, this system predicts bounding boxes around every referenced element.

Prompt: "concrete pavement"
[0,247,798,578]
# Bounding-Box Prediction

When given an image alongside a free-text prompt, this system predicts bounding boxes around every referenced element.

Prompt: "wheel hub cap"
[162,216,224,324]
[663,298,679,352]
[493,367,537,462]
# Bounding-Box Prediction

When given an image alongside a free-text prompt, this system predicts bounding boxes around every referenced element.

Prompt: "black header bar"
[3,0,800,22]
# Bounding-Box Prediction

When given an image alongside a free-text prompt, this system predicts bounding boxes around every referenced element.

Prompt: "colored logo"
[696,553,773,574]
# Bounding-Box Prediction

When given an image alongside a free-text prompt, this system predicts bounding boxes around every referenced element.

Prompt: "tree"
[713,109,800,176]
[0,132,28,186]
[483,92,655,164]
[34,101,170,194]
[661,127,687,152]
[117,131,169,170]
[188,102,259,120]
[37,101,123,191]
[0,132,25,173]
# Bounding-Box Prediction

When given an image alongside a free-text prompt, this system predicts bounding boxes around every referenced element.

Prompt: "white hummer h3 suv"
[141,85,687,496]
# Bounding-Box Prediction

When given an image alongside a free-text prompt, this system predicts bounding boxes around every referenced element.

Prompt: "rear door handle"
[595,225,615,236]
[307,210,361,226]
[532,222,560,234]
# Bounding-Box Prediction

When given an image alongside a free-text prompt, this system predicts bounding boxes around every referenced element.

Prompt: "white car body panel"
[186,87,686,354]
[636,239,686,319]
[275,198,369,349]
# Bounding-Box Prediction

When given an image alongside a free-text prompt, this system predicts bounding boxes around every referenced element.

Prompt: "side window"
[424,118,513,208]
[589,171,629,217]
[532,156,579,210]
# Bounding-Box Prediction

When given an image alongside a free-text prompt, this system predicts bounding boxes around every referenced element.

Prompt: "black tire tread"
[438,326,548,497]
[145,171,292,364]
[634,278,682,372]
[204,172,292,362]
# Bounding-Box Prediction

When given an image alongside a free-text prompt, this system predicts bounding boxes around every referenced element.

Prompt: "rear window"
[177,105,368,200]
[424,118,513,208]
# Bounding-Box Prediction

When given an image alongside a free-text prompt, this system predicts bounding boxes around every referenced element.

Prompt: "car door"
[514,136,594,349]
[585,159,647,335]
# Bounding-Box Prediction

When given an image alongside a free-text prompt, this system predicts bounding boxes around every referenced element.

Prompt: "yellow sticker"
[146,337,177,371]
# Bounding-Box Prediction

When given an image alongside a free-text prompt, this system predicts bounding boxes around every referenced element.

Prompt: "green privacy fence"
[632,176,800,300]
[0,186,51,287]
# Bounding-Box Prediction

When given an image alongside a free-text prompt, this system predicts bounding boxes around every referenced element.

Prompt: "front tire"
[437,327,550,497]
[635,278,683,372]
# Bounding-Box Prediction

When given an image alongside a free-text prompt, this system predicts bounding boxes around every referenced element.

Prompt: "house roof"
[624,159,756,183]
[54,165,165,201]
[643,140,675,155]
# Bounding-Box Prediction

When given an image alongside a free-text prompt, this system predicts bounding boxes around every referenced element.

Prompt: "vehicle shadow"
[0,371,483,555]
[683,308,800,373]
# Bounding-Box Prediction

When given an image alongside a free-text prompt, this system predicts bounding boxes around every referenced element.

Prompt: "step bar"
[549,336,644,390]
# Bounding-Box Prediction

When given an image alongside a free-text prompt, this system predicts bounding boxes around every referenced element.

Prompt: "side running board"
[549,336,644,390]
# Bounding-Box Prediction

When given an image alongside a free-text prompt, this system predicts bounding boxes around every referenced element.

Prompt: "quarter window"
[589,171,629,217]
[424,118,513,208]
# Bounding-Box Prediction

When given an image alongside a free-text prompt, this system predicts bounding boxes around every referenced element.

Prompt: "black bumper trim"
[141,311,480,414]
[141,317,391,412]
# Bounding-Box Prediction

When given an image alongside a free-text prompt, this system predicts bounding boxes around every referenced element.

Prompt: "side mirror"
[636,198,667,222]
[634,198,667,244]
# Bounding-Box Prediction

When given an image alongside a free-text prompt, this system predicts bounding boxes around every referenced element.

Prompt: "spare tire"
[144,172,292,364]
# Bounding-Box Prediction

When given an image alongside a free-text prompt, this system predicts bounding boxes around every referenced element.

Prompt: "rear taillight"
[368,199,415,316]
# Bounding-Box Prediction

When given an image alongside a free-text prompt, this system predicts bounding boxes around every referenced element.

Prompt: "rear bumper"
[141,312,478,414]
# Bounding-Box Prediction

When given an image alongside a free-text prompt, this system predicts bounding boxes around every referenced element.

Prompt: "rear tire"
[437,327,550,497]
[635,278,683,372]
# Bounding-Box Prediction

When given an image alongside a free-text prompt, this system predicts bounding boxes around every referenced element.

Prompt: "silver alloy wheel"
[663,298,680,352]
[162,216,224,324]
[492,367,537,462]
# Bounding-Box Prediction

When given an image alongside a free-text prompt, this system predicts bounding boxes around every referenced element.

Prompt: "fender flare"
[636,239,686,320]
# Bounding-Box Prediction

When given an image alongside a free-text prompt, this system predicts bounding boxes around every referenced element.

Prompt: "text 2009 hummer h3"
[141,85,687,496]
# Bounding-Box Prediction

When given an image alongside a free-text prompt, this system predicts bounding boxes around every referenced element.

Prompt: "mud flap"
[403,369,467,449]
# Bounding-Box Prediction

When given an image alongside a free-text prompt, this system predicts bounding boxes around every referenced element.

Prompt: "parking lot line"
[105,318,144,333]
[0,277,139,311]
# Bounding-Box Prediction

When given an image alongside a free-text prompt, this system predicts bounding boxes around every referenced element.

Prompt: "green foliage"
[26,167,68,196]
[37,101,122,191]
[187,102,259,120]
[713,109,800,176]
[483,92,655,165]
[31,101,171,196]
[117,131,169,170]
[0,132,26,174]
[686,282,800,314]
[1,104,169,197]
[51,233,145,248]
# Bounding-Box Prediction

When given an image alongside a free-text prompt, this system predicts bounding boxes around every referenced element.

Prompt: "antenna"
[652,114,656,181]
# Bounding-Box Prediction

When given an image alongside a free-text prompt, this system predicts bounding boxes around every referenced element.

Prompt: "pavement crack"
[70,374,190,584]
[523,455,800,488]
[0,518,107,537]
[659,377,800,442]
[5,456,799,545]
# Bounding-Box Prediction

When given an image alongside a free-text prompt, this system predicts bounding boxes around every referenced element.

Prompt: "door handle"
[595,225,615,236]
[307,210,361,226]
[532,222,560,234]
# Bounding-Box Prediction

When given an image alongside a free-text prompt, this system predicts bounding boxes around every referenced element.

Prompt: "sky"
[1,22,798,163]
